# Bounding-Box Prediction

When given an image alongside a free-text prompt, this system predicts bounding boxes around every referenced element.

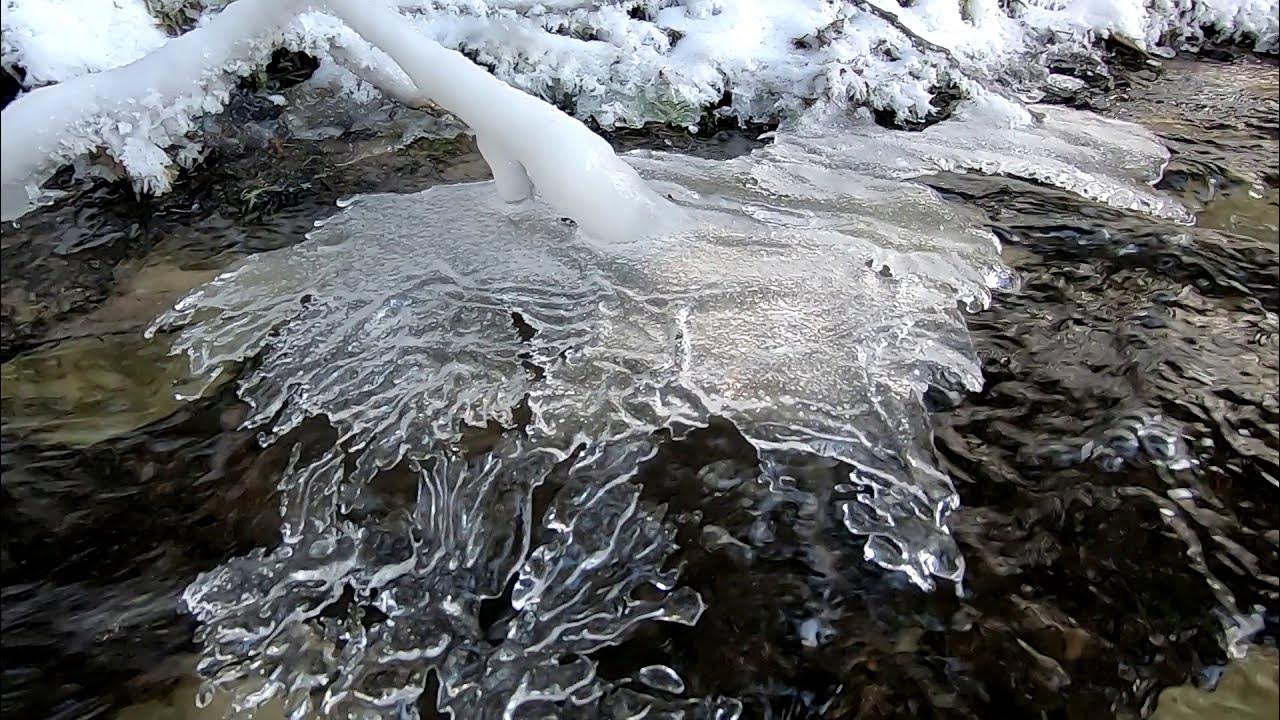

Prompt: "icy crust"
[159,140,1002,718]
[155,107,1188,717]
[778,102,1194,223]
[154,150,1007,583]
[185,439,739,718]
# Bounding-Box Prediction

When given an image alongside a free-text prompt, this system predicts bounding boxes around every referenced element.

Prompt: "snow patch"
[1,0,168,85]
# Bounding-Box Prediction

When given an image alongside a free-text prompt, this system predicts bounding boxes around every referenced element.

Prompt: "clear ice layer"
[154,106,1186,717]
[779,103,1194,223]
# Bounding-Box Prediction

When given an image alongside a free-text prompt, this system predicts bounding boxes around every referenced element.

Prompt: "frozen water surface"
[152,105,1186,717]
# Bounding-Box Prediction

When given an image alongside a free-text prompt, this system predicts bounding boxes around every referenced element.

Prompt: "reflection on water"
[0,55,1276,720]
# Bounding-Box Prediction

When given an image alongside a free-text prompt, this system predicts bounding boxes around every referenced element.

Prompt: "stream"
[1,53,1276,720]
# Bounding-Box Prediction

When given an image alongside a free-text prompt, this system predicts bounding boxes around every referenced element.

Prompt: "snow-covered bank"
[1,0,1276,216]
[6,1,1278,117]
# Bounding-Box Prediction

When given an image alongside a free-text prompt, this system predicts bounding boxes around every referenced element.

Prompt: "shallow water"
[1,55,1277,720]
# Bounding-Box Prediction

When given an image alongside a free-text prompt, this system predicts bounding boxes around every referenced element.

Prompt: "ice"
[157,128,1002,716]
[779,101,1194,222]
[183,434,740,717]
[154,140,1008,584]
[151,96,1189,716]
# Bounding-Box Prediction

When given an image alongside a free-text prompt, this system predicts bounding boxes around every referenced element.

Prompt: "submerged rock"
[0,333,226,447]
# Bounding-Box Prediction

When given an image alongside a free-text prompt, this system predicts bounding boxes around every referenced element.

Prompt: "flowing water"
[1,55,1276,719]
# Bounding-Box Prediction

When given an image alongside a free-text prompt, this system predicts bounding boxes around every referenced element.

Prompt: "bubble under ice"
[155,106,1186,717]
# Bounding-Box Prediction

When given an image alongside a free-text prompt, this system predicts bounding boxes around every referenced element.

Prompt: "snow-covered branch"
[320,0,674,240]
[1,0,302,221]
[1,0,674,243]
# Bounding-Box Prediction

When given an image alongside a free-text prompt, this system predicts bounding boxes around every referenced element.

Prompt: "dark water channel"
[1,56,1277,719]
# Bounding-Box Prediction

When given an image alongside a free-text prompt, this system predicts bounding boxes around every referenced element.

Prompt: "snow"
[322,0,676,242]
[150,95,1185,716]
[1,0,676,240]
[0,0,168,85]
[1,0,1274,215]
[1,0,303,220]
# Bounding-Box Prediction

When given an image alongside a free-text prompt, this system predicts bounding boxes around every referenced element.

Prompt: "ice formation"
[151,98,1188,715]
[2,0,1276,215]
[1,0,673,241]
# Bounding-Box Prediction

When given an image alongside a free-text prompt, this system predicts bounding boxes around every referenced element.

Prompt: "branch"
[325,41,439,112]
[2,0,674,244]
[1,0,305,221]
[852,0,957,58]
